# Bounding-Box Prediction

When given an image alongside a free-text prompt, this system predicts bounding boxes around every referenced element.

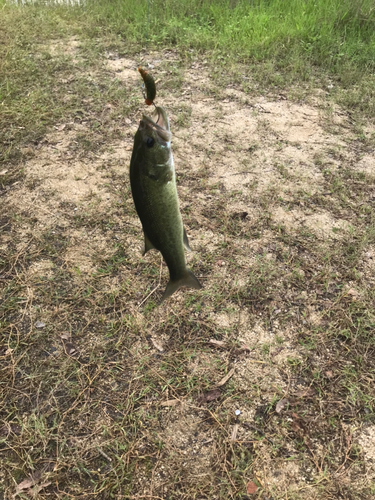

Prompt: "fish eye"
[146,137,154,148]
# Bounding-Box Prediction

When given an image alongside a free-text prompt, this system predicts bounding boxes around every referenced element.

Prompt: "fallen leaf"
[325,370,333,378]
[63,342,77,356]
[54,124,66,131]
[14,471,41,496]
[216,368,235,387]
[231,423,239,441]
[161,399,179,407]
[151,338,164,352]
[246,480,258,494]
[60,333,70,340]
[209,339,227,347]
[275,398,288,414]
[5,348,14,356]
[14,477,35,492]
[0,169,8,175]
[35,321,45,329]
[197,389,221,403]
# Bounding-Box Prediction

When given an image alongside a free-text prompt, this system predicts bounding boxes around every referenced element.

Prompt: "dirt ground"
[1,40,375,499]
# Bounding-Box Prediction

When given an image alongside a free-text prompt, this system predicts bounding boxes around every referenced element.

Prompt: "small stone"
[35,321,45,329]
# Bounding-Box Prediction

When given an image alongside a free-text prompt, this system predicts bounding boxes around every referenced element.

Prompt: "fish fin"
[183,227,192,252]
[161,269,202,302]
[142,233,156,255]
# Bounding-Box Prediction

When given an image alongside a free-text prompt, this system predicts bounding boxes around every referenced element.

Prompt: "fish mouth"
[141,106,171,143]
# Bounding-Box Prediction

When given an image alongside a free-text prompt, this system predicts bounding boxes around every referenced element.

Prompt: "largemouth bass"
[129,106,202,302]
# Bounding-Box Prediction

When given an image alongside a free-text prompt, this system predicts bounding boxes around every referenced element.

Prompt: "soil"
[2,44,375,498]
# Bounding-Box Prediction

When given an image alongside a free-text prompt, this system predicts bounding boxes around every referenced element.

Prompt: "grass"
[1,0,375,166]
[88,0,375,111]
[1,1,375,499]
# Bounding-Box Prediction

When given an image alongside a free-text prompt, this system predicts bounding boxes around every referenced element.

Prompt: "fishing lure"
[138,67,156,106]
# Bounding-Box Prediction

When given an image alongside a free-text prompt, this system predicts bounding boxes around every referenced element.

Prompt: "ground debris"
[216,367,235,387]
[197,389,221,404]
[246,480,258,494]
[13,471,51,499]
[275,398,288,413]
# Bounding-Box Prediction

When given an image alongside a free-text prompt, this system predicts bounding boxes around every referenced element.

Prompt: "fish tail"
[161,269,202,302]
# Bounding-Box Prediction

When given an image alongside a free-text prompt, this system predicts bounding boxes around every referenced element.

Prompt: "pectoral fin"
[142,232,156,255]
[161,269,202,302]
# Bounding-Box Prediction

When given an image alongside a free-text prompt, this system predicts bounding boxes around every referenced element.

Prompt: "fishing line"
[139,85,160,123]
[139,0,159,125]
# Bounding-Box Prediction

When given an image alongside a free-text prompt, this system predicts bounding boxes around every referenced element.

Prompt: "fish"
[129,106,202,302]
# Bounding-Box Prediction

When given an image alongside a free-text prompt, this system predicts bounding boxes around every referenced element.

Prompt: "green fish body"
[129,106,202,302]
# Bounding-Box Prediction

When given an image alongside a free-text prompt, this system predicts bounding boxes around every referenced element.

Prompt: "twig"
[97,446,112,462]
[138,284,160,307]
[334,428,353,476]
[304,438,323,474]
[138,256,163,307]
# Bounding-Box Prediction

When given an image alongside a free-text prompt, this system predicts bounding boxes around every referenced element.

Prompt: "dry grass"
[1,15,375,500]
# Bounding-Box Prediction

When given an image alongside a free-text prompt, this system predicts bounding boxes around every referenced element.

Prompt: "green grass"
[89,0,375,67]
[87,0,375,104]
[1,0,375,166]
